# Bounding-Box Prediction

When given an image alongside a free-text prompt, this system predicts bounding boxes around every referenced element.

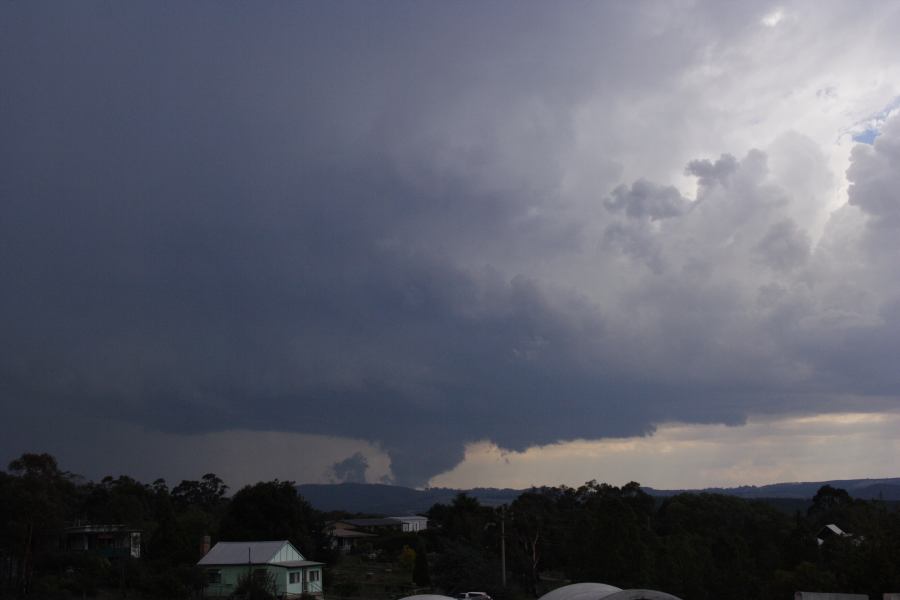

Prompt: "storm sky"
[3,1,900,489]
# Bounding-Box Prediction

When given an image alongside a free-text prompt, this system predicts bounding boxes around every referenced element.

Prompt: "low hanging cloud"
[3,2,900,487]
[330,452,370,484]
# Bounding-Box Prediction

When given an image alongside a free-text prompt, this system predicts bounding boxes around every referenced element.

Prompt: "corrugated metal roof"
[198,541,291,565]
[331,529,377,538]
[275,560,325,568]
[342,518,401,527]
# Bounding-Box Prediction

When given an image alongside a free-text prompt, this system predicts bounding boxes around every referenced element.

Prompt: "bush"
[231,569,278,600]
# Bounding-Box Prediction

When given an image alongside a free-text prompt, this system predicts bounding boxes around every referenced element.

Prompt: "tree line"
[0,453,327,598]
[422,481,900,600]
[3,452,900,599]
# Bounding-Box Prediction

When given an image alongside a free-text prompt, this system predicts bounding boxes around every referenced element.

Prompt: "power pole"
[501,504,507,588]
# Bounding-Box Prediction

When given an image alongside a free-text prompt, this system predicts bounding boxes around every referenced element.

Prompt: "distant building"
[197,540,324,598]
[62,524,141,559]
[816,524,855,546]
[331,518,403,533]
[326,522,377,553]
[326,516,428,553]
[391,516,429,533]
[330,516,428,535]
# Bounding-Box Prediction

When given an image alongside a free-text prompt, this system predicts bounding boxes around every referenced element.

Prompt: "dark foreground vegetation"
[0,454,326,599]
[2,453,900,599]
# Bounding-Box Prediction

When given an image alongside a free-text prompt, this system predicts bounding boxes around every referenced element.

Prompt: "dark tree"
[413,538,431,586]
[508,492,560,595]
[427,493,495,550]
[431,541,499,596]
[808,485,852,519]
[172,473,229,512]
[5,453,78,596]
[219,481,321,558]
[568,481,656,590]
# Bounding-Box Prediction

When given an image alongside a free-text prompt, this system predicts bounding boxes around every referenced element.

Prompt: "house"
[62,524,141,559]
[331,518,403,534]
[325,522,377,553]
[325,516,428,553]
[197,540,324,598]
[391,516,428,533]
[329,516,427,535]
[816,524,853,546]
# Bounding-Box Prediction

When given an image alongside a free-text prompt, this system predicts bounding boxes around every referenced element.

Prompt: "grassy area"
[327,554,430,600]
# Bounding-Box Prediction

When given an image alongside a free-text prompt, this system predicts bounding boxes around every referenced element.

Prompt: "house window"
[207,569,222,584]
[289,571,301,584]
[308,570,320,582]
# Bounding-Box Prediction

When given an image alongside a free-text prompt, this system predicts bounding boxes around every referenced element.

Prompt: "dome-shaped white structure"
[603,590,682,600]
[539,582,623,600]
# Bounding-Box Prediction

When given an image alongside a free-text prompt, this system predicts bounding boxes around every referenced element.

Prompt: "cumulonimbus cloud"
[2,1,900,486]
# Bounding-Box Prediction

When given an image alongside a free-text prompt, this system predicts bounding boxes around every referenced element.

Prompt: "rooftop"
[198,540,299,566]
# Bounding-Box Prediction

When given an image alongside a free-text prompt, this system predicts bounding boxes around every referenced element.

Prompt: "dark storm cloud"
[3,2,900,486]
[2,2,707,485]
[754,219,811,272]
[331,452,369,484]
[686,154,740,190]
[605,180,688,221]
[603,222,667,274]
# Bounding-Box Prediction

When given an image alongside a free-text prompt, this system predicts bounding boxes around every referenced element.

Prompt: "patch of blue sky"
[846,95,900,145]
[852,129,880,144]
[872,95,900,121]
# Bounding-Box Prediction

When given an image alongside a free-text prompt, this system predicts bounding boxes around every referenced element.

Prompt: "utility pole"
[501,504,507,588]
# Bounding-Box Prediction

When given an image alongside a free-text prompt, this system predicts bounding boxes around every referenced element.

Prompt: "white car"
[457,593,492,600]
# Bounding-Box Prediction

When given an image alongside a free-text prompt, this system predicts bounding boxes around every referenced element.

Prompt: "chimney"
[201,535,211,557]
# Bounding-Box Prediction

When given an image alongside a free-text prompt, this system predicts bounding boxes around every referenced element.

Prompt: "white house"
[816,524,854,546]
[198,540,324,598]
[390,516,429,533]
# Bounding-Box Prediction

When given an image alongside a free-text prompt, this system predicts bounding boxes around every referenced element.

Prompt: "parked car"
[457,593,492,600]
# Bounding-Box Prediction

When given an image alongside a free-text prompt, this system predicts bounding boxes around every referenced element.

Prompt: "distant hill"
[295,482,521,514]
[642,477,900,501]
[296,477,900,515]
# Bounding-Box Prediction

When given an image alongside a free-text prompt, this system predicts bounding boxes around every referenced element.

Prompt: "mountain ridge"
[297,477,900,514]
